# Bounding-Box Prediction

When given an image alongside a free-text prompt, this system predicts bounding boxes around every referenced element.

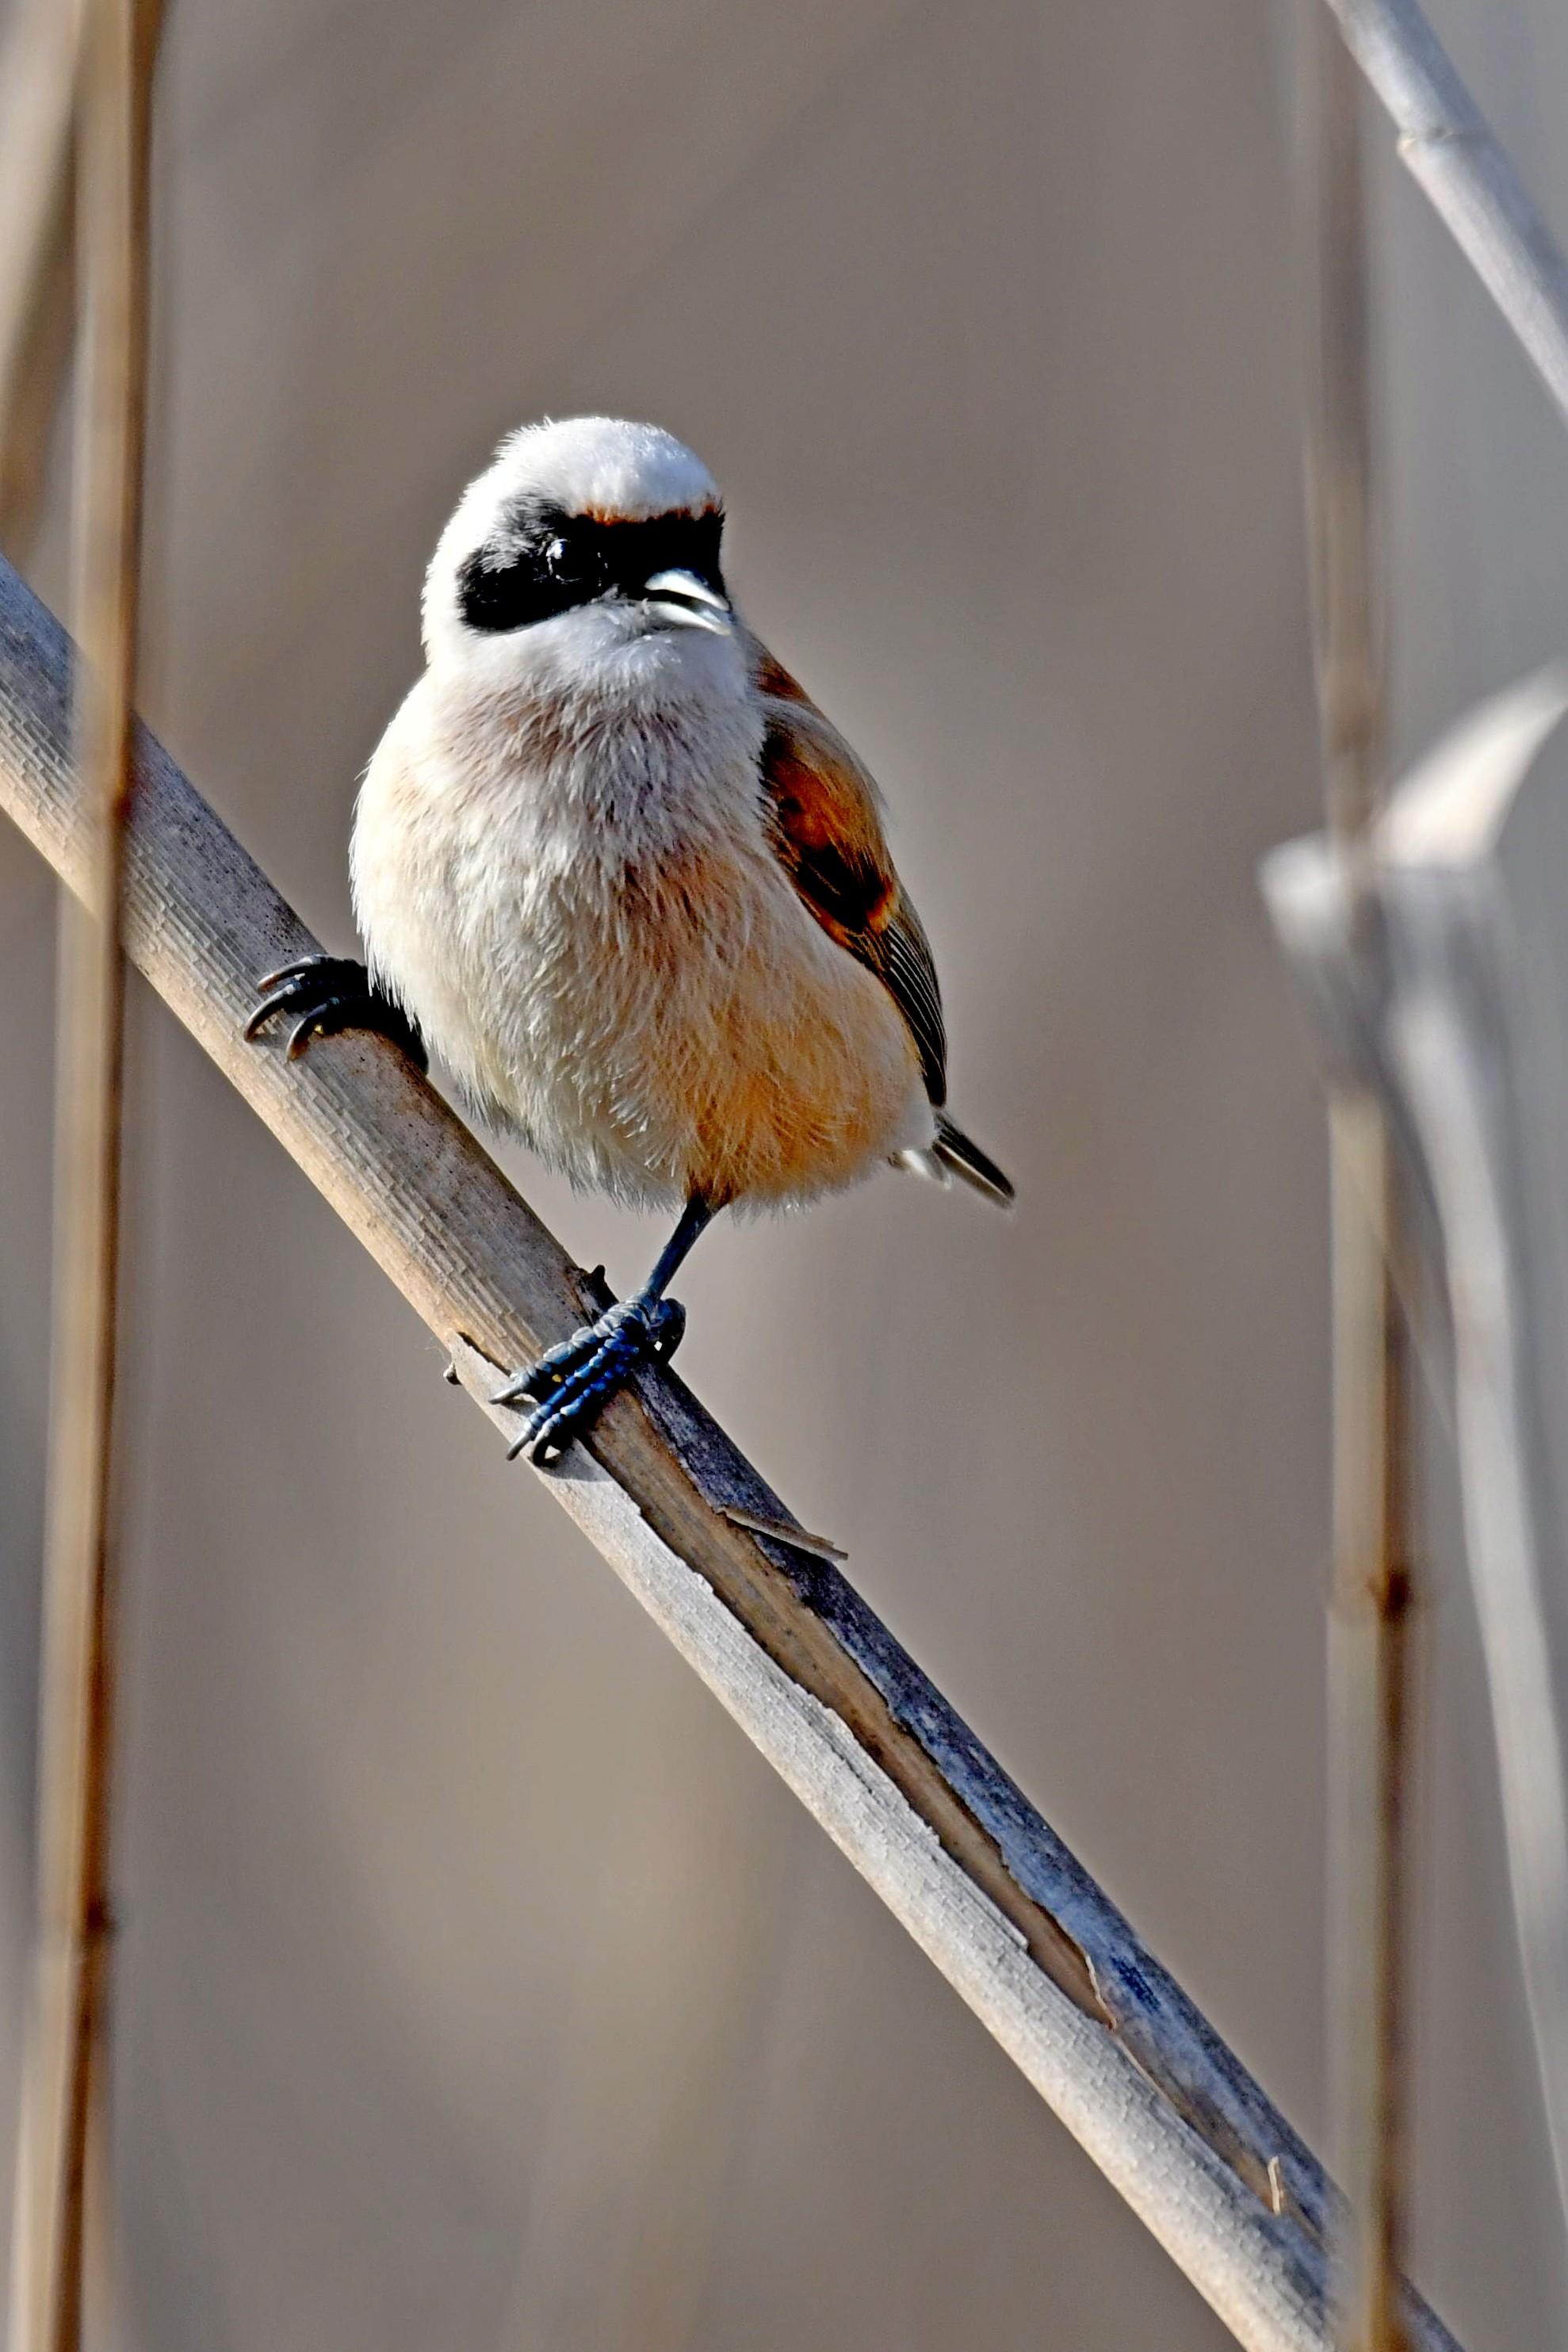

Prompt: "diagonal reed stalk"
[1318,0,1568,433]
[0,542,1469,2352]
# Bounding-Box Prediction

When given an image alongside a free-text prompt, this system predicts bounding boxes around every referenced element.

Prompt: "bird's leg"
[495,1195,717,1464]
[244,954,428,1070]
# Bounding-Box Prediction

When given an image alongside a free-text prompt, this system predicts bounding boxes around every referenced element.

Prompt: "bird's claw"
[494,1295,686,1465]
[244,954,428,1071]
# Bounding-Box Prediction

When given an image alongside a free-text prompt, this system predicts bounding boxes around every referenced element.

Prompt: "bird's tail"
[898,1115,1015,1208]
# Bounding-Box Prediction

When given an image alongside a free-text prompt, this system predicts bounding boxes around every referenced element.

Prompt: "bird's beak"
[642,569,732,634]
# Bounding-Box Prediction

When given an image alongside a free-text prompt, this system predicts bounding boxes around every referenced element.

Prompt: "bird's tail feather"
[899,1116,1014,1207]
[933,1116,1015,1206]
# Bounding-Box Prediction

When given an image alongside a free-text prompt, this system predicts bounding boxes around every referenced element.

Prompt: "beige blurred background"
[2,0,1568,2345]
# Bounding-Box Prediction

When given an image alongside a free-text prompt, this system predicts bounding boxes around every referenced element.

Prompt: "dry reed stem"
[6,2,159,2347]
[1299,17,1417,2352]
[0,0,81,558]
[1321,0,1568,430]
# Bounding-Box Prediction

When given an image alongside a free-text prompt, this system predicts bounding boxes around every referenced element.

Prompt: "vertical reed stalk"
[1325,1093,1414,2352]
[6,2,158,2345]
[0,0,82,556]
[1302,15,1417,2351]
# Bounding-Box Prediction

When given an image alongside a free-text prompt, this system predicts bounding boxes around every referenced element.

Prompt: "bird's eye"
[459,515,606,633]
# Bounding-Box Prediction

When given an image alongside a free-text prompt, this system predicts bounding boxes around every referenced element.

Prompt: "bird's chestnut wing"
[750,638,947,1108]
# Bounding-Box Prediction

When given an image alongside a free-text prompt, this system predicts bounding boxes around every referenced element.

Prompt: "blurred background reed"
[3,0,1568,2344]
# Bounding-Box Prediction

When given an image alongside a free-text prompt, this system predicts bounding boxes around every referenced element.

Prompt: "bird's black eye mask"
[458,500,725,634]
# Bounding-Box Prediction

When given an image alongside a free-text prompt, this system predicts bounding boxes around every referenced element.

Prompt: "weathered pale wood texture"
[0,553,1463,2352]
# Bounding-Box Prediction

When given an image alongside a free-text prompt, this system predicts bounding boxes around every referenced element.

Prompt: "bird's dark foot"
[492,1294,687,1464]
[244,955,427,1071]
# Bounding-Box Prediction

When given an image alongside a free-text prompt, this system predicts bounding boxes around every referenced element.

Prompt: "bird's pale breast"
[351,675,930,1210]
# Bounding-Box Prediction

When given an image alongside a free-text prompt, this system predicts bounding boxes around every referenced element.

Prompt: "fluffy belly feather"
[353,721,930,1210]
[515,847,927,1207]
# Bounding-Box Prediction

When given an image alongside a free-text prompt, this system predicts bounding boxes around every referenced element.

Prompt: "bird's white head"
[422,416,740,706]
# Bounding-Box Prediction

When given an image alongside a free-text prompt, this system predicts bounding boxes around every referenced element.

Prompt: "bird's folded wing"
[749,637,947,1107]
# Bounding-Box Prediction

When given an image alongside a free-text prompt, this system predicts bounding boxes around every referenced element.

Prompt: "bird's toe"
[495,1295,686,1463]
[244,954,428,1070]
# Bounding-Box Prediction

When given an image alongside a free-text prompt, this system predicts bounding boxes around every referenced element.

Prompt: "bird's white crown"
[422,416,722,667]
[482,415,719,525]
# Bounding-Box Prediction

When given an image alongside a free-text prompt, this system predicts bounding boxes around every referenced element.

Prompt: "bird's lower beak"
[642,569,732,634]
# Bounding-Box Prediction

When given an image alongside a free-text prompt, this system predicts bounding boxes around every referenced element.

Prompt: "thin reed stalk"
[1299,17,1417,2352]
[0,0,81,557]
[6,2,159,2346]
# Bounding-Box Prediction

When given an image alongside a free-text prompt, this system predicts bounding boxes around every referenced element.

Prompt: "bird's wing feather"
[748,636,947,1107]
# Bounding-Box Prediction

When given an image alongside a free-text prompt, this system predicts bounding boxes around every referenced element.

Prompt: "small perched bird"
[249,417,1012,1460]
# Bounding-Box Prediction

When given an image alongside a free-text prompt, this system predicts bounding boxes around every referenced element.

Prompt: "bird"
[247,415,1013,1463]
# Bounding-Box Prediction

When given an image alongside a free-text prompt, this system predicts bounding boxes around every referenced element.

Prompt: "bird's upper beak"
[641,569,732,634]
